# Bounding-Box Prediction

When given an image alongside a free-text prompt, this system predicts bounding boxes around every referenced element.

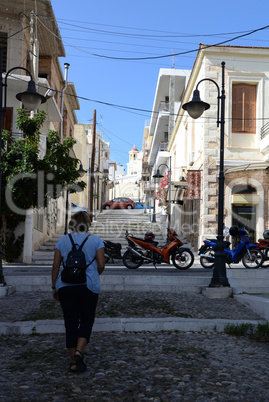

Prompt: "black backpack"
[61,234,95,284]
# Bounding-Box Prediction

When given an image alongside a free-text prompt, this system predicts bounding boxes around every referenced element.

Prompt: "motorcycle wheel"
[261,248,269,268]
[200,247,215,269]
[242,248,264,269]
[172,248,194,270]
[122,250,143,269]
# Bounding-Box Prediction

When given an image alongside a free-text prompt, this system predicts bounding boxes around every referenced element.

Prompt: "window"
[232,185,256,194]
[232,84,256,133]
[2,107,13,131]
[0,31,7,72]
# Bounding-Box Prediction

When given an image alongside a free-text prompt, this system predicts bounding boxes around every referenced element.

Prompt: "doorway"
[232,205,256,244]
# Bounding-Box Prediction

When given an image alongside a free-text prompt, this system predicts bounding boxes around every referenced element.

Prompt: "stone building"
[170,44,269,249]
[0,1,80,261]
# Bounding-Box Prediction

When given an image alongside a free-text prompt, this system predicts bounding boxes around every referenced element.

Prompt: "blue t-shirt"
[55,232,104,294]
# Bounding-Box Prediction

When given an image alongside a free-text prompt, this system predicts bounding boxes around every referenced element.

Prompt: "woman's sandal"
[74,350,87,373]
[69,362,77,373]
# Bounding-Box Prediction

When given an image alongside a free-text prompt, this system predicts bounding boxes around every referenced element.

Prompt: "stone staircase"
[32,210,166,265]
[227,269,269,294]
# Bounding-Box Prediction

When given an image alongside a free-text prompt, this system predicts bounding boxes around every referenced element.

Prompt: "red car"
[103,197,135,210]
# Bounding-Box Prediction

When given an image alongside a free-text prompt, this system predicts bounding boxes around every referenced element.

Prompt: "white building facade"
[170,44,269,249]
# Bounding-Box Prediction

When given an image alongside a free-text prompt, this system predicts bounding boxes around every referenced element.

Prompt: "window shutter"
[232,84,256,133]
[244,85,256,133]
[232,85,243,132]
[1,107,13,132]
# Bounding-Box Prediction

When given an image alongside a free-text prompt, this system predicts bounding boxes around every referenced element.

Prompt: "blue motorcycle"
[198,226,264,269]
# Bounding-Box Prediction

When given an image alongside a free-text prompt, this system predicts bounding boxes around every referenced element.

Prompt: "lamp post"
[144,180,147,214]
[64,161,86,235]
[153,158,171,230]
[182,61,229,287]
[142,170,150,214]
[0,46,47,285]
[92,166,102,222]
[151,174,157,223]
[100,176,109,213]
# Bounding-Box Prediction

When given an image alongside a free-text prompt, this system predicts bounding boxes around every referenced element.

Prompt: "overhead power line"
[9,72,269,122]
[36,15,269,62]
[56,20,254,39]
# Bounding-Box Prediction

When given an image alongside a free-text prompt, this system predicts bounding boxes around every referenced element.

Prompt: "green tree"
[1,109,86,261]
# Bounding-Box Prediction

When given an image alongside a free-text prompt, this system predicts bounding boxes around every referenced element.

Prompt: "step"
[32,212,166,264]
[227,269,269,294]
[234,294,269,320]
[5,274,211,293]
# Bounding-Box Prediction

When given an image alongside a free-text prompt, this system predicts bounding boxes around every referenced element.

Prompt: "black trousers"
[58,285,99,348]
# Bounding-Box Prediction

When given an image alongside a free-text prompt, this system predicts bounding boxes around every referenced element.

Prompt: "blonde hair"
[69,211,91,232]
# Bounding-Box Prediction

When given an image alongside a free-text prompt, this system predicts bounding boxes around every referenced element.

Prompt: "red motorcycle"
[122,228,194,270]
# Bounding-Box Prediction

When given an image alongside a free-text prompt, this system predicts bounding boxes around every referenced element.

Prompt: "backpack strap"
[78,234,91,251]
[68,233,95,268]
[68,233,76,247]
[86,256,96,268]
[68,233,91,250]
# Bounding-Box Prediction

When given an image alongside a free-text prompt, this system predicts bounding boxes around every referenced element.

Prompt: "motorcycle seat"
[104,240,122,250]
[145,240,159,246]
[128,235,159,246]
[258,239,269,244]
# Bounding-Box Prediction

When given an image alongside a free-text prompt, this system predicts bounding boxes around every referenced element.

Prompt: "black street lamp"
[151,174,157,223]
[92,166,102,222]
[64,161,86,235]
[100,176,109,213]
[142,170,150,215]
[182,61,229,287]
[153,158,172,231]
[0,46,47,285]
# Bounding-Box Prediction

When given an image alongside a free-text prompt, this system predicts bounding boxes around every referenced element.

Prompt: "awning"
[231,194,260,205]
[225,162,269,174]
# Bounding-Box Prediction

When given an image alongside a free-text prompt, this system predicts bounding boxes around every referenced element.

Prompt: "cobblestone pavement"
[1,291,269,401]
[0,290,263,322]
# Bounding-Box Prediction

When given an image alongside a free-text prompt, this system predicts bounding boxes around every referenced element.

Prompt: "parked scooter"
[198,226,264,269]
[256,229,269,268]
[103,240,122,263]
[122,228,194,270]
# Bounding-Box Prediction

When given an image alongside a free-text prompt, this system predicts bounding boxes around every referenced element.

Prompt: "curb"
[0,317,265,335]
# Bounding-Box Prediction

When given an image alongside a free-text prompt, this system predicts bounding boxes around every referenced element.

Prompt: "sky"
[49,0,269,171]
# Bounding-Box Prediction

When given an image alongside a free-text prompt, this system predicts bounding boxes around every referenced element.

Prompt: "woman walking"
[51,211,105,373]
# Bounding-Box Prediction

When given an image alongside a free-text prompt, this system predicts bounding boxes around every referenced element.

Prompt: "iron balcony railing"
[159,142,169,152]
[261,122,269,140]
[159,101,169,113]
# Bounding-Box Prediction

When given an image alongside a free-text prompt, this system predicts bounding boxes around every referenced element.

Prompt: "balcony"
[159,142,168,152]
[148,103,170,165]
[260,122,269,155]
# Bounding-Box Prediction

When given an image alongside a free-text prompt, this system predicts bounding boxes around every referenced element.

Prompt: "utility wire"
[79,24,269,61]
[9,72,269,121]
[0,24,30,45]
[48,16,262,39]
[36,15,269,62]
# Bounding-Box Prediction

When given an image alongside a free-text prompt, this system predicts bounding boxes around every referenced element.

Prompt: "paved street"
[3,259,243,276]
[0,265,269,401]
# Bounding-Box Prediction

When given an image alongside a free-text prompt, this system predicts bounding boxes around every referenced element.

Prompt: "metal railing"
[261,122,269,140]
[159,142,169,152]
[159,101,169,112]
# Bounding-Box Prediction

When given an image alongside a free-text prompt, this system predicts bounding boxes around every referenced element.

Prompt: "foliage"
[1,109,86,261]
[224,322,269,342]
[155,171,169,214]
